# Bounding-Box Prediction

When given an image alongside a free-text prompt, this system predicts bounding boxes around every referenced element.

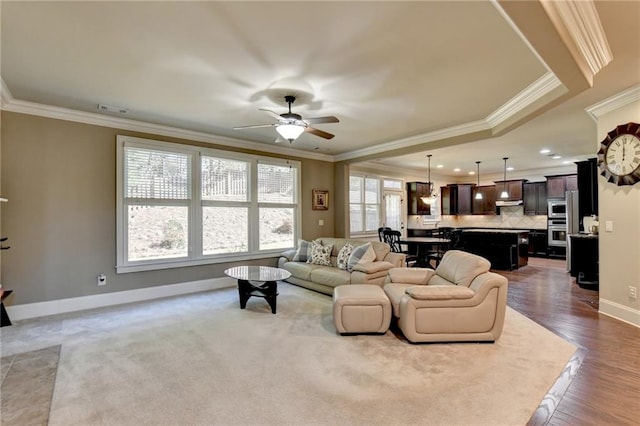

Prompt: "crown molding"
[333,119,490,163]
[0,84,334,163]
[585,84,640,121]
[1,78,14,107]
[541,0,612,77]
[486,72,563,127]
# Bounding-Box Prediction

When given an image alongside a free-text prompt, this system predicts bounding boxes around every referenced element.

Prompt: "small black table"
[224,266,291,314]
[1,289,14,327]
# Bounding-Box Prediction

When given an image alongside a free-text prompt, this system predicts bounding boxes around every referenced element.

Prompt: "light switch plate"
[605,221,613,232]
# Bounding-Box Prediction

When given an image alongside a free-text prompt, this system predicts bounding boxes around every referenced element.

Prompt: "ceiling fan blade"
[233,123,277,130]
[258,108,283,120]
[304,116,339,125]
[305,127,335,140]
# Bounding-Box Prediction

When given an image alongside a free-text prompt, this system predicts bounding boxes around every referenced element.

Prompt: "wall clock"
[596,122,640,186]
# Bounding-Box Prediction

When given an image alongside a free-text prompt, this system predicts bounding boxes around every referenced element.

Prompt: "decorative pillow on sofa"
[347,242,376,271]
[292,239,313,262]
[336,243,354,270]
[307,240,333,266]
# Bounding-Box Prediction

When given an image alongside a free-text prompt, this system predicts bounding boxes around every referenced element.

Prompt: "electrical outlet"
[629,286,637,300]
[97,274,107,286]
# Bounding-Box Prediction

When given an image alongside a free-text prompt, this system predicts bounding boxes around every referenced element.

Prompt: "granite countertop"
[570,233,599,239]
[463,228,530,234]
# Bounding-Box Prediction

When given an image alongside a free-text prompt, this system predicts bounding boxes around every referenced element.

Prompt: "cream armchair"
[383,250,508,343]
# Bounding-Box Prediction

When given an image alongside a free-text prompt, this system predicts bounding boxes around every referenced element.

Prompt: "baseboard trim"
[598,298,640,328]
[6,278,236,321]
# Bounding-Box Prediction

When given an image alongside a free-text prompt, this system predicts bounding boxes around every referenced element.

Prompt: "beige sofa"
[383,250,508,343]
[278,238,406,295]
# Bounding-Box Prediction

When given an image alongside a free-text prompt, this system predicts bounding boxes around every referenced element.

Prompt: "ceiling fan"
[234,95,339,143]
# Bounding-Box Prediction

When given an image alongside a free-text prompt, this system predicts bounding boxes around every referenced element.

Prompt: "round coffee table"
[224,266,291,314]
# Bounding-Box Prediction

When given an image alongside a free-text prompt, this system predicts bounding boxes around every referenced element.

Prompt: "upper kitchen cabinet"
[546,174,577,198]
[407,182,433,215]
[523,181,547,215]
[576,159,598,219]
[494,179,526,201]
[441,184,473,215]
[472,185,497,215]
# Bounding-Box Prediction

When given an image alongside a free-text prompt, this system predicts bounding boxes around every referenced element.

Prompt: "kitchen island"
[461,229,530,270]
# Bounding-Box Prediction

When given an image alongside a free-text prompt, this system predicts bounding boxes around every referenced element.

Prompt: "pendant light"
[500,157,509,199]
[420,154,438,204]
[475,161,483,200]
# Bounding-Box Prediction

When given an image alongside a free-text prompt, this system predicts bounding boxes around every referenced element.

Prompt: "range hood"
[495,199,523,207]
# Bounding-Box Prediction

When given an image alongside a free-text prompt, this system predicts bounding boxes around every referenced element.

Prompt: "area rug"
[0,283,576,425]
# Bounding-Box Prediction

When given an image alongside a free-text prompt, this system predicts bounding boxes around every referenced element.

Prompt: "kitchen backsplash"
[408,206,547,230]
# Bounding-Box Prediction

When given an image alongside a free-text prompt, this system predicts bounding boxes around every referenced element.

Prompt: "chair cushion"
[433,250,491,287]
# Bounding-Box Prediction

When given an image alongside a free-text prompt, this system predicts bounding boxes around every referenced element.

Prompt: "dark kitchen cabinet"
[528,230,548,257]
[441,184,473,215]
[576,159,598,223]
[407,182,433,215]
[523,182,547,215]
[472,185,497,215]
[569,234,598,287]
[494,179,526,201]
[546,174,577,199]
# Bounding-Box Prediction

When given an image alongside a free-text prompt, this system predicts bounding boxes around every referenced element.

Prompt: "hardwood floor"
[501,257,640,425]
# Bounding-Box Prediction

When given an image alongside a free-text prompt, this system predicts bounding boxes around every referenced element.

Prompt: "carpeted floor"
[0,283,576,425]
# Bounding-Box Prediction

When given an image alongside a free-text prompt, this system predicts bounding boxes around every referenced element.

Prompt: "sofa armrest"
[388,267,435,285]
[405,285,475,301]
[352,261,394,274]
[383,252,406,268]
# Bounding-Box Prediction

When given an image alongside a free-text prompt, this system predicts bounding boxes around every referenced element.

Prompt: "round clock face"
[597,122,640,186]
[605,133,640,175]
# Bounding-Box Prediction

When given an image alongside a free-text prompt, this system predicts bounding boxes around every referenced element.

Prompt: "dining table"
[399,237,452,268]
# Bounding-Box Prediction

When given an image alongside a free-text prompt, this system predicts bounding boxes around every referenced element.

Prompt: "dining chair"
[378,227,392,243]
[384,230,418,267]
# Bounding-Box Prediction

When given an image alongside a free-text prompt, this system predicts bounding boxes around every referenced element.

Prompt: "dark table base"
[237,279,278,314]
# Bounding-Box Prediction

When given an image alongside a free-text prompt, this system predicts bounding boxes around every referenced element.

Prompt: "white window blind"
[116,135,301,273]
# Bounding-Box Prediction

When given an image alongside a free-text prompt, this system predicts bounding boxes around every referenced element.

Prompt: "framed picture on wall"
[312,189,329,210]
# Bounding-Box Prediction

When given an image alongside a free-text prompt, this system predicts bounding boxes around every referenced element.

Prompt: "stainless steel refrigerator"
[565,190,579,271]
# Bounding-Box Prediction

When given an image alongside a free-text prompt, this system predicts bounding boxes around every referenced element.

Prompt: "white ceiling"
[1,1,639,178]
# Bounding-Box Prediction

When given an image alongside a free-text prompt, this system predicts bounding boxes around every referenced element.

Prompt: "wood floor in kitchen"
[502,257,640,426]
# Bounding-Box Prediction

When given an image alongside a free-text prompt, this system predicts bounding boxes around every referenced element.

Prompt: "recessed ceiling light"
[562,160,572,165]
[453,168,461,172]
[552,154,562,160]
[436,164,444,169]
[540,148,551,154]
[468,171,475,175]
[507,166,514,171]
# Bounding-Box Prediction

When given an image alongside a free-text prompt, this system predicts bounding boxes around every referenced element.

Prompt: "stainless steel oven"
[547,200,567,219]
[548,219,567,247]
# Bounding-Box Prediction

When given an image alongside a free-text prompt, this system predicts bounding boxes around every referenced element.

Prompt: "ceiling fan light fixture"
[276,124,305,142]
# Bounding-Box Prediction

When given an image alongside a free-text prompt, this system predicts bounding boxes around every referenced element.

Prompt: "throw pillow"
[336,243,354,270]
[307,240,333,266]
[347,242,376,271]
[292,239,313,262]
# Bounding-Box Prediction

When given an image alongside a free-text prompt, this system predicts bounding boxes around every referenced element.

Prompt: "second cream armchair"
[383,250,508,343]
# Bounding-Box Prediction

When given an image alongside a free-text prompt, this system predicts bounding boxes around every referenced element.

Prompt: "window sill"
[116,252,284,274]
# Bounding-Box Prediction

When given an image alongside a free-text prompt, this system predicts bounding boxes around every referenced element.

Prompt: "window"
[349,175,380,235]
[117,136,300,272]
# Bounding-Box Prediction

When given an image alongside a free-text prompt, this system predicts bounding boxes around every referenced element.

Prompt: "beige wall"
[1,112,334,305]
[596,100,640,325]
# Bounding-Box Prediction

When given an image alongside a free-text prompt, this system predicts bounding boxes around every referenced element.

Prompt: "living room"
[1,1,639,424]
